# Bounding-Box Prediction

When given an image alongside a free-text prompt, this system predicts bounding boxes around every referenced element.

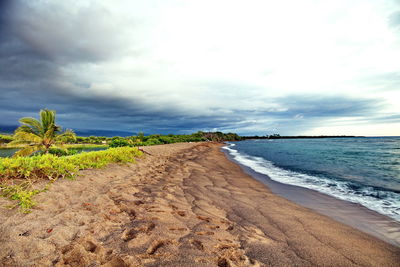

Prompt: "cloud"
[271,95,382,118]
[359,72,400,91]
[8,1,139,64]
[0,0,399,136]
[389,11,400,28]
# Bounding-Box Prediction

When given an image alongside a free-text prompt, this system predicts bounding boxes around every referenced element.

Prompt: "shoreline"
[0,142,399,266]
[223,147,400,247]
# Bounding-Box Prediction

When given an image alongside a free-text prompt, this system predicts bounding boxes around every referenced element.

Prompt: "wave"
[222,143,400,222]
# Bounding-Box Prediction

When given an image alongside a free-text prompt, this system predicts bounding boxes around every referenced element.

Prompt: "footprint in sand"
[190,239,204,251]
[197,215,211,222]
[146,240,170,255]
[133,200,144,205]
[168,227,186,231]
[205,225,220,230]
[121,221,156,242]
[83,241,97,253]
[121,228,138,242]
[195,231,214,236]
[172,210,186,217]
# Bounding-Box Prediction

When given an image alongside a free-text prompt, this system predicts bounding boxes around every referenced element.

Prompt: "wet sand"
[226,152,400,247]
[0,142,399,266]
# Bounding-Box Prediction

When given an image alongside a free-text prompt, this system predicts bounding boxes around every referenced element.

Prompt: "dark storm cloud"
[270,95,382,118]
[0,55,388,135]
[0,2,248,136]
[0,1,151,133]
[0,89,390,135]
[7,1,136,64]
[0,1,12,29]
[0,79,247,134]
[0,1,398,136]
[213,95,385,135]
[0,0,140,89]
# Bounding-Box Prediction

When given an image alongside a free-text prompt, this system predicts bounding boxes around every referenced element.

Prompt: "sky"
[0,0,399,136]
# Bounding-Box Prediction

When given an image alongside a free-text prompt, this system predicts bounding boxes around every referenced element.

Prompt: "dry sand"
[0,142,399,266]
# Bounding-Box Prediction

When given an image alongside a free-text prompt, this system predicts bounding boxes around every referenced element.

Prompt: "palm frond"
[15,125,36,135]
[56,129,77,143]
[12,109,71,154]
[12,131,42,144]
[40,109,60,134]
[8,140,34,146]
[44,127,57,140]
[13,145,42,157]
[18,117,42,136]
[52,144,66,149]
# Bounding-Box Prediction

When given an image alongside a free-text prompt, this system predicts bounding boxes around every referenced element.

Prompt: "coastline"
[0,142,399,266]
[223,147,400,247]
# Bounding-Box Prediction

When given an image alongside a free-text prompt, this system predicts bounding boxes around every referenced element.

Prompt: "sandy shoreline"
[224,149,400,247]
[0,142,399,266]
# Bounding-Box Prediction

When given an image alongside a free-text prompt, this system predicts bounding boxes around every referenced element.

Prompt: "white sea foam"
[222,144,400,222]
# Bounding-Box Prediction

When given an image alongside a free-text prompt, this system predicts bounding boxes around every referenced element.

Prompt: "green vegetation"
[0,147,142,211]
[0,108,243,212]
[73,131,242,146]
[0,147,142,181]
[9,109,76,156]
[0,181,48,212]
[109,137,131,147]
[75,136,111,144]
[109,131,241,147]
[201,132,242,142]
[46,148,79,157]
[0,134,13,145]
[63,144,108,149]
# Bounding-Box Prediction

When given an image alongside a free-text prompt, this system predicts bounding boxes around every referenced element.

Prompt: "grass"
[0,134,13,144]
[0,181,49,213]
[1,142,108,149]
[0,147,143,212]
[63,144,108,149]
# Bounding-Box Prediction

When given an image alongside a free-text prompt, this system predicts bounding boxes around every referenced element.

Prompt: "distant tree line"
[75,136,110,144]
[2,131,242,148]
[109,131,242,148]
[242,134,358,140]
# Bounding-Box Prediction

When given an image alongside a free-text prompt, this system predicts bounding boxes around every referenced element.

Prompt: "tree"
[138,132,145,141]
[9,109,76,157]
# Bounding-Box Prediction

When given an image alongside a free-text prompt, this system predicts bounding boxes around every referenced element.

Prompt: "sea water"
[223,137,400,222]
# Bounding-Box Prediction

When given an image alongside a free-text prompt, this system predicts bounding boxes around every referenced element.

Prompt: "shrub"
[0,134,13,144]
[0,181,46,213]
[47,148,78,156]
[0,147,142,181]
[0,154,77,180]
[67,147,141,169]
[0,147,143,211]
[109,138,130,147]
[145,138,163,146]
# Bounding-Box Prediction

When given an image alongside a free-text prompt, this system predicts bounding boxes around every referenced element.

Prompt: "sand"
[232,156,400,247]
[0,142,399,266]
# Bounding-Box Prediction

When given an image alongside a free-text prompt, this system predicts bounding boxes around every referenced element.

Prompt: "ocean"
[223,137,400,222]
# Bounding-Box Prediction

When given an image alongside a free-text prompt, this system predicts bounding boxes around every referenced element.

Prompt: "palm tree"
[9,109,76,157]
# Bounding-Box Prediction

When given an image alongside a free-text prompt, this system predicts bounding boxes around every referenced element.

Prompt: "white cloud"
[4,0,400,135]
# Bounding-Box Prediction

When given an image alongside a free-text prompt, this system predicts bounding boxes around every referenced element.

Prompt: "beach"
[0,142,399,266]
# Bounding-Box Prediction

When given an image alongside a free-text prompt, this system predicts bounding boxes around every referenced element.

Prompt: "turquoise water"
[223,137,400,221]
[0,148,19,157]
